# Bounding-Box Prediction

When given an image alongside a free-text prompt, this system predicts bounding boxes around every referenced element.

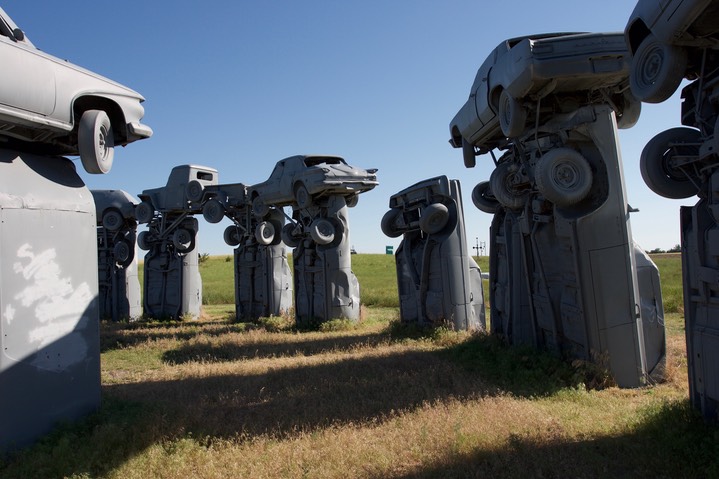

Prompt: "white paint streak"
[4,304,15,324]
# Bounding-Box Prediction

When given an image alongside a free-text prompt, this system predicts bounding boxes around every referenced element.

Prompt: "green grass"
[2,253,714,479]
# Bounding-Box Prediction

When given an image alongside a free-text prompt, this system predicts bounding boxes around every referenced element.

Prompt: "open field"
[2,254,718,478]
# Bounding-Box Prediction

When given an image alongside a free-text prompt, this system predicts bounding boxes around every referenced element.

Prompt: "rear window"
[304,157,346,167]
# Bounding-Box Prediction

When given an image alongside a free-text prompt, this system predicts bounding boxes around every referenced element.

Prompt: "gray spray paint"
[0,150,100,451]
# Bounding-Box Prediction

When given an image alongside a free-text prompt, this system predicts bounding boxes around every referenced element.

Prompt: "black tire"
[135,201,154,224]
[102,209,124,231]
[295,183,313,209]
[630,34,687,104]
[223,225,241,247]
[346,194,359,208]
[640,127,701,199]
[252,196,269,217]
[78,110,114,174]
[498,89,527,138]
[462,137,477,168]
[281,222,302,248]
[255,221,276,245]
[472,181,500,214]
[113,238,133,266]
[185,180,205,202]
[490,162,527,210]
[202,199,225,224]
[310,218,335,245]
[419,203,450,234]
[616,91,641,130]
[137,231,151,251]
[381,209,403,238]
[173,228,194,252]
[535,148,593,206]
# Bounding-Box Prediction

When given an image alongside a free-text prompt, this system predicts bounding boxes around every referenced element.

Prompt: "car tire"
[295,183,313,209]
[490,162,527,210]
[135,201,154,224]
[462,137,477,168]
[172,228,194,253]
[472,181,500,214]
[616,90,641,130]
[252,196,269,217]
[137,231,151,251]
[185,180,205,203]
[255,221,276,246]
[78,110,115,174]
[346,194,359,208]
[630,34,687,104]
[202,199,225,224]
[640,127,701,199]
[113,238,133,267]
[224,225,241,247]
[498,90,527,138]
[535,148,593,207]
[381,209,403,238]
[281,222,302,248]
[419,203,450,234]
[310,218,335,245]
[102,209,124,231]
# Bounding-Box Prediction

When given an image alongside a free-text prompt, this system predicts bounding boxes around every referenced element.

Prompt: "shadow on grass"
[0,332,696,478]
[379,401,719,479]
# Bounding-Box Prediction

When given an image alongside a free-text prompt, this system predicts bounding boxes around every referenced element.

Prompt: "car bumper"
[127,121,153,141]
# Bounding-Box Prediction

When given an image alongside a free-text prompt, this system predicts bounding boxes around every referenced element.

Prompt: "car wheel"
[535,148,593,207]
[295,183,313,209]
[102,209,124,231]
[346,194,359,208]
[223,225,241,247]
[630,34,687,104]
[381,209,403,238]
[255,221,276,245]
[419,203,450,235]
[640,127,701,199]
[172,228,194,252]
[462,137,477,168]
[616,90,641,130]
[472,181,500,214]
[202,199,225,224]
[135,201,154,224]
[78,110,115,174]
[498,90,527,138]
[137,231,151,251]
[252,196,269,217]
[490,162,528,210]
[185,180,205,203]
[113,238,133,267]
[310,218,335,245]
[281,222,302,248]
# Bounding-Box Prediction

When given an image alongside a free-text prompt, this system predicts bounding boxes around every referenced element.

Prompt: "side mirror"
[12,28,24,41]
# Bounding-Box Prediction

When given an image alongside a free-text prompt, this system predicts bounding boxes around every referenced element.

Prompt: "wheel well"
[73,96,127,142]
[489,86,503,112]
[626,20,650,54]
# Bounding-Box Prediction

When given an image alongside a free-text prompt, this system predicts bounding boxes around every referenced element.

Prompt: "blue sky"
[4,1,689,254]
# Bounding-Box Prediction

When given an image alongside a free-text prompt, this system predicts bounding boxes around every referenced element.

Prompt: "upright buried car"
[449,32,639,167]
[0,7,152,174]
[248,155,378,216]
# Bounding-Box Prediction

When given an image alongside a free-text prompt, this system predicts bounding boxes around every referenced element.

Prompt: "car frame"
[0,6,152,174]
[449,32,639,168]
[248,155,378,216]
[625,0,719,103]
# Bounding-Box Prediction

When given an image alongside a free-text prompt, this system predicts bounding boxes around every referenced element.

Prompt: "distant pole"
[473,237,480,256]
[480,241,486,256]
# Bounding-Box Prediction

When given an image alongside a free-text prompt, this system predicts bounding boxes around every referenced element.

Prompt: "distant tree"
[648,247,665,254]
[668,244,681,253]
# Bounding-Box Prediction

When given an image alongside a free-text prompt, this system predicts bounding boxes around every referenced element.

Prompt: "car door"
[0,14,55,116]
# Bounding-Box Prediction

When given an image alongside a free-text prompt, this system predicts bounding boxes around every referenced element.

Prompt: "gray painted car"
[248,155,378,215]
[625,0,719,103]
[0,7,152,174]
[449,32,639,167]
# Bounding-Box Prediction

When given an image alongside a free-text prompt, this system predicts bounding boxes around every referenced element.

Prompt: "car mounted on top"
[449,31,640,168]
[0,7,152,174]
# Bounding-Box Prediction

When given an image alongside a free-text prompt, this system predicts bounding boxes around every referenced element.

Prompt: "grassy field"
[2,253,718,478]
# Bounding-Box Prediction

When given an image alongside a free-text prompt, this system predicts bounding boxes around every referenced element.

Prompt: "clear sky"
[3,1,690,255]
